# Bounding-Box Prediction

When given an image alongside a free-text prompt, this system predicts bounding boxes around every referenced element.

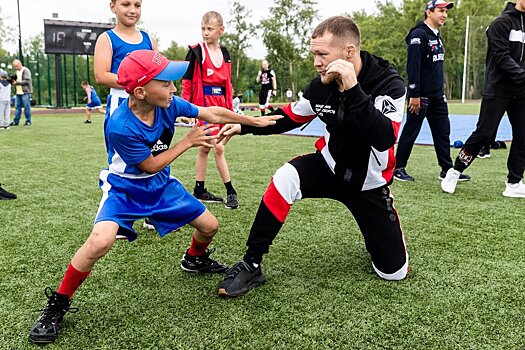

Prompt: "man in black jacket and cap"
[394,0,471,184]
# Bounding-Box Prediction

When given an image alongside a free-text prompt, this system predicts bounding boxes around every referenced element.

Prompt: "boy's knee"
[201,217,219,238]
[199,146,211,155]
[85,230,115,257]
[214,142,225,155]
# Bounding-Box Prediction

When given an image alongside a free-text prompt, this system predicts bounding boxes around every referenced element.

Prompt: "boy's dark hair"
[81,81,89,86]
[311,16,361,48]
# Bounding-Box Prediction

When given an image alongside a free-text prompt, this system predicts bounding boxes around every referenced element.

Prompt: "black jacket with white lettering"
[483,2,525,97]
[406,21,445,98]
[241,51,406,192]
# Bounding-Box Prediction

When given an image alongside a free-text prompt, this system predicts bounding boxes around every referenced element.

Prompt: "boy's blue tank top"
[105,30,153,74]
[89,85,102,104]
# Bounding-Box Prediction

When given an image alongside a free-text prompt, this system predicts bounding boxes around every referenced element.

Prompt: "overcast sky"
[2,0,389,58]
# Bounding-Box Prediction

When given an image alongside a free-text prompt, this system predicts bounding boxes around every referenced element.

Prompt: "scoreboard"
[44,19,114,55]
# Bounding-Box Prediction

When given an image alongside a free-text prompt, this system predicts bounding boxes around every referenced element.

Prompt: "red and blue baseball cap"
[117,50,189,93]
[425,0,454,11]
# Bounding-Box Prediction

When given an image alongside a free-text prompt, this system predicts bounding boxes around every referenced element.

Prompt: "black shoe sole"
[180,262,228,274]
[224,204,238,209]
[217,273,266,298]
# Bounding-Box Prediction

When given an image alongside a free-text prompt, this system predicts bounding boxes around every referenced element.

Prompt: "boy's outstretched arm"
[196,106,281,127]
[137,124,219,174]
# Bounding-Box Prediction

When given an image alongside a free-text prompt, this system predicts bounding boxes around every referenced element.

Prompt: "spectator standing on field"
[256,59,277,116]
[11,59,32,126]
[0,70,11,129]
[286,88,293,102]
[441,0,525,198]
[393,0,470,184]
[182,11,239,209]
[232,90,244,115]
[94,0,158,233]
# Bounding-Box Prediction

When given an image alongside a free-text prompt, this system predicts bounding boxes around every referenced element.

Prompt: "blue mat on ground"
[285,114,512,145]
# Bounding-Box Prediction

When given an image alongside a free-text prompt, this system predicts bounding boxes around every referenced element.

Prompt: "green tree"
[162,40,188,60]
[221,0,255,94]
[259,0,318,98]
[0,5,16,60]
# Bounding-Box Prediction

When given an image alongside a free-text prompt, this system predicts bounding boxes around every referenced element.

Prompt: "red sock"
[188,236,210,257]
[57,263,91,299]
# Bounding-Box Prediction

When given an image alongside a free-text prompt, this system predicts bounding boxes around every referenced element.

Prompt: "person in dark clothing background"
[442,0,525,198]
[393,0,470,183]
[216,16,409,298]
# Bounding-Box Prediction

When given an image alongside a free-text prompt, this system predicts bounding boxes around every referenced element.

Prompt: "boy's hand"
[184,124,219,148]
[217,124,241,145]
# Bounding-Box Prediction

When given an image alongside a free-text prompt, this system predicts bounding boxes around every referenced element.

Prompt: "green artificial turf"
[0,113,523,349]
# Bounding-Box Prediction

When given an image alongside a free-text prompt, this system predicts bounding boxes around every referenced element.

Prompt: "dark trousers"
[454,95,525,183]
[245,152,407,275]
[396,95,453,172]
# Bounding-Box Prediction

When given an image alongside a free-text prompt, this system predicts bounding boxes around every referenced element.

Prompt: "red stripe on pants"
[262,181,291,223]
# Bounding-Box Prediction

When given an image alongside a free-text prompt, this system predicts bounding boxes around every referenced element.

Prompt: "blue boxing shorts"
[86,99,103,109]
[95,169,206,241]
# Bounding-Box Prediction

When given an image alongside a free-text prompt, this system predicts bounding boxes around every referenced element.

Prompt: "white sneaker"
[441,168,461,194]
[143,218,155,230]
[502,181,525,198]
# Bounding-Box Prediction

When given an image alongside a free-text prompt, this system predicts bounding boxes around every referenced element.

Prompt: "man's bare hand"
[325,59,358,91]
[408,97,421,115]
[248,114,282,127]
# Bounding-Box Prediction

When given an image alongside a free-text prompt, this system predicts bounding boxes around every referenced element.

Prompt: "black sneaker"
[393,168,414,181]
[438,171,471,181]
[477,147,491,159]
[217,261,266,298]
[84,120,92,124]
[23,122,31,126]
[0,184,17,200]
[225,193,239,209]
[181,248,228,273]
[194,189,223,203]
[29,288,78,344]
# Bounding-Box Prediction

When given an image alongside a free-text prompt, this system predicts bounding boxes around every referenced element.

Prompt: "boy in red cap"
[29,50,280,344]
